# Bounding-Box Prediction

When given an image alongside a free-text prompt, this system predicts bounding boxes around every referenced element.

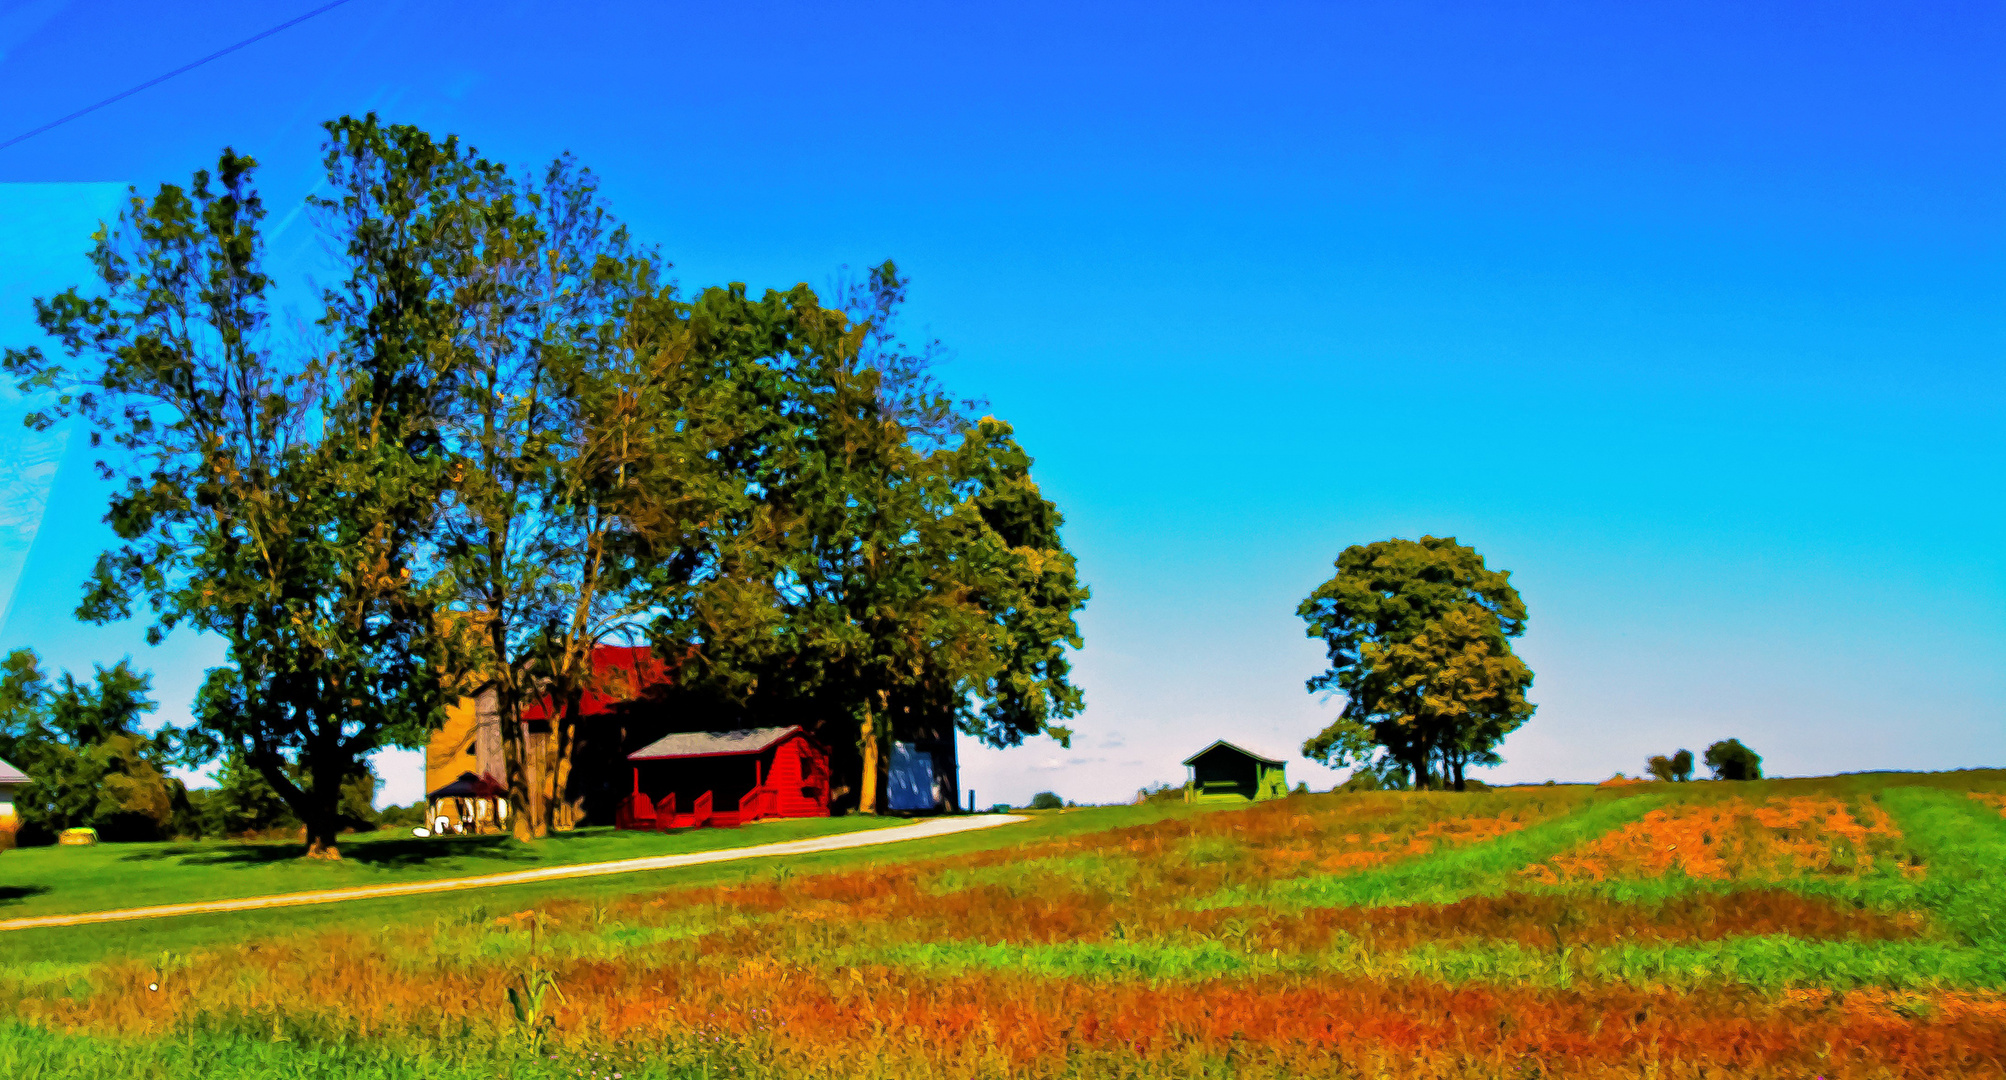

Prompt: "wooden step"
[657,812,741,829]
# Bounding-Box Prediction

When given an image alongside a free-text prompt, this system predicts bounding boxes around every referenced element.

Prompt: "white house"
[0,756,26,831]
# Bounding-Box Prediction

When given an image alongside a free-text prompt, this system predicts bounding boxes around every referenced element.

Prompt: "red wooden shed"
[618,725,831,830]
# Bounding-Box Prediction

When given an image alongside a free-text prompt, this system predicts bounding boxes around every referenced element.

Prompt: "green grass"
[0,802,1207,966]
[1396,936,2006,992]
[822,934,2006,993]
[1877,786,2006,945]
[1199,789,1664,910]
[0,815,904,920]
[0,1019,754,1080]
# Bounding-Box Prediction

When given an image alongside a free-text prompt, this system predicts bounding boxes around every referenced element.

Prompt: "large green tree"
[1297,535,1534,791]
[3,116,490,856]
[431,152,676,839]
[644,265,1088,812]
[0,649,181,843]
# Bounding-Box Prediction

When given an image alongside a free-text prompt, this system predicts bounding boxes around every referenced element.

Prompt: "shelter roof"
[520,645,676,722]
[427,771,506,800]
[0,756,25,784]
[1181,740,1285,767]
[629,726,803,761]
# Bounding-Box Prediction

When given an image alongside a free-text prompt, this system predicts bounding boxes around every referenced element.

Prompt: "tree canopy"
[1647,748,1696,782]
[638,264,1088,812]
[1704,738,1762,781]
[1297,535,1534,791]
[3,118,497,856]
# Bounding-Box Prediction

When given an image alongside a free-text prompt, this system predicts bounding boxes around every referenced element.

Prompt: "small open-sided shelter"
[0,756,25,837]
[425,686,506,832]
[426,771,509,834]
[620,726,830,829]
[1183,740,1288,803]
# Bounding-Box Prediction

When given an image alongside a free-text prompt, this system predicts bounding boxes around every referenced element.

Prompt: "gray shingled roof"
[629,726,801,761]
[0,757,26,785]
[1182,740,1285,767]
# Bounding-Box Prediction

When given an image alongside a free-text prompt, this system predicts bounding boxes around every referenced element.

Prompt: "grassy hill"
[5,770,2006,1079]
[0,815,905,920]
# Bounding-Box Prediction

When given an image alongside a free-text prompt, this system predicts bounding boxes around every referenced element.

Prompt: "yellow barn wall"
[425,696,483,828]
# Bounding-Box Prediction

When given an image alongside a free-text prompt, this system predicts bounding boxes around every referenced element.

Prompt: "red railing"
[652,792,678,831]
[616,792,657,830]
[692,790,713,827]
[738,785,777,823]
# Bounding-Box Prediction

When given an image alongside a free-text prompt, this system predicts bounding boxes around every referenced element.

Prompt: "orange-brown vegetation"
[10,781,2005,1079]
[1519,797,1904,885]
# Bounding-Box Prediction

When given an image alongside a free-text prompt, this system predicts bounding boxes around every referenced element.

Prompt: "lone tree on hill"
[1704,739,1762,781]
[1297,536,1535,791]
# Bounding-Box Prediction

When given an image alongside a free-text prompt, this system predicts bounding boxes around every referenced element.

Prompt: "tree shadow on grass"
[126,833,541,869]
[0,885,52,906]
[118,844,207,860]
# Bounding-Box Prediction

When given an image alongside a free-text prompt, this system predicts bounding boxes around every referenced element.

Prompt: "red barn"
[519,645,673,728]
[618,725,831,829]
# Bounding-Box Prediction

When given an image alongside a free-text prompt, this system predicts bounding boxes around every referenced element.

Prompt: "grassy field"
[6,771,2006,1078]
[0,816,907,920]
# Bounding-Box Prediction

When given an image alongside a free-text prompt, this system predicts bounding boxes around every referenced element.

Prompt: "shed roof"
[427,771,506,800]
[0,756,25,784]
[1181,740,1285,767]
[630,725,802,761]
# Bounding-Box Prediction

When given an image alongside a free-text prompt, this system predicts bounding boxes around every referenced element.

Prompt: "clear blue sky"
[1,0,1999,808]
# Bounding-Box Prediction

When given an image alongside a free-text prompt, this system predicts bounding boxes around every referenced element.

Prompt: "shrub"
[0,649,180,843]
[376,801,428,829]
[1649,750,1697,783]
[1029,791,1064,810]
[1704,739,1762,781]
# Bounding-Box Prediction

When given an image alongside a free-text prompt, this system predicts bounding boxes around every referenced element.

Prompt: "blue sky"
[0,0,2000,808]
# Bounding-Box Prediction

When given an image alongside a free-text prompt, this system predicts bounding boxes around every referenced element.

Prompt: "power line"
[0,0,360,154]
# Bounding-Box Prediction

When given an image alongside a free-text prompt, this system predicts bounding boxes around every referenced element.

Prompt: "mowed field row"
[6,770,2006,1079]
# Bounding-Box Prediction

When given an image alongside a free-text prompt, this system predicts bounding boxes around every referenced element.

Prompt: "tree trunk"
[302,794,342,860]
[551,689,582,831]
[524,725,550,838]
[303,824,342,860]
[859,709,881,815]
[506,716,536,842]
[939,730,960,812]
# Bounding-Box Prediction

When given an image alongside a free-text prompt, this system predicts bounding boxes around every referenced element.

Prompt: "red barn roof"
[519,645,674,721]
